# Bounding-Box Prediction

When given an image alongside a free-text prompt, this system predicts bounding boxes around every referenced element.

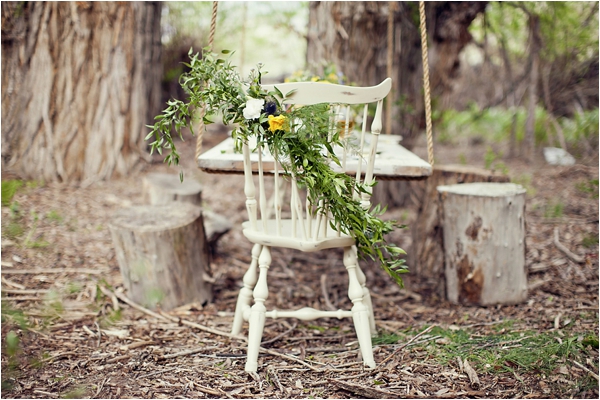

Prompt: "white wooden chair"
[231,78,392,372]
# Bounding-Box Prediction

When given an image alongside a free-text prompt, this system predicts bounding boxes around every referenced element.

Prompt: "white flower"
[243,98,265,120]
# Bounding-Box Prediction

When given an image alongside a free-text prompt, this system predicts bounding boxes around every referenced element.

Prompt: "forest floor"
[1,128,599,399]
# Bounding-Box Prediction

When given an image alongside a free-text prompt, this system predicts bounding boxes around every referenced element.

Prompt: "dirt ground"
[1,128,598,399]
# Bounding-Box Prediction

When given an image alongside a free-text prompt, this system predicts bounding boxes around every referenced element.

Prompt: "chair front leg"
[344,247,376,369]
[245,246,271,372]
[232,243,262,335]
[352,246,376,336]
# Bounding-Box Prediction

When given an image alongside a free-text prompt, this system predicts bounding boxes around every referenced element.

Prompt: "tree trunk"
[1,2,163,183]
[307,1,486,208]
[524,14,541,163]
[307,1,486,150]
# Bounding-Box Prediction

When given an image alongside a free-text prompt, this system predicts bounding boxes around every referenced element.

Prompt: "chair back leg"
[232,244,262,335]
[344,246,376,368]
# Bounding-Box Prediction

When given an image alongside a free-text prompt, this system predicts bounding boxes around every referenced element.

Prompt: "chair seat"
[242,219,355,252]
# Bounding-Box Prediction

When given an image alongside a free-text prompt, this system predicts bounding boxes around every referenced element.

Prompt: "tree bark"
[524,14,541,163]
[307,1,486,208]
[307,1,486,150]
[1,2,163,183]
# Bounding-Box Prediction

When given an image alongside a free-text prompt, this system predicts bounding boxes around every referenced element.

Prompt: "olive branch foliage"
[147,48,408,287]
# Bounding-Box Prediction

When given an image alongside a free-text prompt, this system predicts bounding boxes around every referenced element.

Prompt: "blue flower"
[263,101,278,116]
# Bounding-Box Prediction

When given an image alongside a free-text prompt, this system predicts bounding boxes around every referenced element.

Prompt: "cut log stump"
[142,172,232,249]
[409,165,510,298]
[437,182,528,306]
[109,203,212,310]
[143,172,203,205]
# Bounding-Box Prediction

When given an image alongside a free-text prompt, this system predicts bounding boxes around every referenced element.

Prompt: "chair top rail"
[262,78,392,106]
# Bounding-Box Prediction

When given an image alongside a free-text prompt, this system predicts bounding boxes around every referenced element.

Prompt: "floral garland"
[147,49,408,287]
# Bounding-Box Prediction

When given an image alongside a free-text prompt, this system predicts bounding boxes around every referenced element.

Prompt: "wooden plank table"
[197,134,432,180]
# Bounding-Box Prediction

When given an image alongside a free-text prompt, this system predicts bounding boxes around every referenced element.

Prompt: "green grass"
[376,324,598,380]
[575,179,599,198]
[1,180,24,206]
[582,234,599,248]
[543,199,565,219]
[46,210,64,223]
[511,173,537,196]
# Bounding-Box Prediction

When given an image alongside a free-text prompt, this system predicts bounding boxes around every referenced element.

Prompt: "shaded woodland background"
[1,1,598,183]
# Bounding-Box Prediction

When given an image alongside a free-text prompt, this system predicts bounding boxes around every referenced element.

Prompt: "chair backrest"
[241,78,392,241]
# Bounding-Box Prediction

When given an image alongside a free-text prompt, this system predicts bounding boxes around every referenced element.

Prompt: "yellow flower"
[268,115,287,132]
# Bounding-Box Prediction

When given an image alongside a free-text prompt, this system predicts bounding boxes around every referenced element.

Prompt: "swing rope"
[196,2,435,168]
[419,1,435,167]
[385,1,397,135]
[195,1,219,161]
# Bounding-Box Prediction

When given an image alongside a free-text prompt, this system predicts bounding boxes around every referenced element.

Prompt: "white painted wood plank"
[198,134,432,179]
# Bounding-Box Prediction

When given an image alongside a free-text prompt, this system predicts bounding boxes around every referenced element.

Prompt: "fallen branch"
[100,285,245,341]
[259,347,320,371]
[158,346,220,360]
[1,276,26,289]
[260,321,297,345]
[328,378,398,399]
[463,359,481,389]
[379,325,437,366]
[554,227,585,264]
[1,288,49,295]
[573,360,599,381]
[266,366,284,393]
[159,310,246,341]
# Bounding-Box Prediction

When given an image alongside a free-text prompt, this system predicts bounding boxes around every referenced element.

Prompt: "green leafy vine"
[147,49,408,287]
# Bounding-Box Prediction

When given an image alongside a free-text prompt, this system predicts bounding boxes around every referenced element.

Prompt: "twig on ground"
[82,325,96,338]
[159,346,220,360]
[41,351,78,364]
[259,347,320,371]
[379,325,436,366]
[137,367,178,380]
[266,366,284,393]
[1,276,26,289]
[573,360,599,380]
[100,285,245,341]
[554,227,585,264]
[328,378,398,399]
[33,390,58,398]
[120,340,155,351]
[106,355,130,364]
[2,288,49,295]
[98,284,120,311]
[462,359,481,389]
[260,321,297,345]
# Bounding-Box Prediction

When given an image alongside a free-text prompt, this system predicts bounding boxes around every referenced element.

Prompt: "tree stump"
[437,182,528,305]
[409,165,510,298]
[143,172,204,205]
[142,172,232,250]
[109,203,212,310]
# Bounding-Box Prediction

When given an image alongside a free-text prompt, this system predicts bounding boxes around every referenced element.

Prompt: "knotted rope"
[419,1,434,166]
[195,1,219,161]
